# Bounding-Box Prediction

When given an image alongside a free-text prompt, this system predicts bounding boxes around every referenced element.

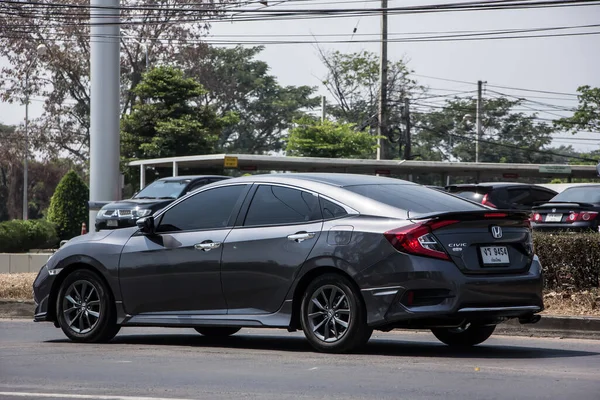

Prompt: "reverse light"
[482,194,497,208]
[384,220,459,260]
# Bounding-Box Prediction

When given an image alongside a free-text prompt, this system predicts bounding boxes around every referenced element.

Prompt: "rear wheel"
[194,327,241,337]
[431,324,496,347]
[300,273,372,353]
[56,269,120,343]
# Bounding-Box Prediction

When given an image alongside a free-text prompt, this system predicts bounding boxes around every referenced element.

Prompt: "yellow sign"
[224,156,239,169]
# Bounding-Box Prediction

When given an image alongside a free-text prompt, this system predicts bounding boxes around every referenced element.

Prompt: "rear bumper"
[532,221,598,232]
[356,253,544,328]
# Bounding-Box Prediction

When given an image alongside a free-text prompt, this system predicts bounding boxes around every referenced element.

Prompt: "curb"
[1,299,599,339]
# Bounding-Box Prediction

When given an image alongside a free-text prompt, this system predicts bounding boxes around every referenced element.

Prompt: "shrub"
[0,219,58,252]
[47,170,89,241]
[534,232,600,291]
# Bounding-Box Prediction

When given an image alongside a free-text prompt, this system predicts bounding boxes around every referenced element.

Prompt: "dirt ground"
[2,273,599,316]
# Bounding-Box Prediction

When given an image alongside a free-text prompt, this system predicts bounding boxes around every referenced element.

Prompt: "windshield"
[551,187,600,204]
[345,184,485,215]
[134,180,191,199]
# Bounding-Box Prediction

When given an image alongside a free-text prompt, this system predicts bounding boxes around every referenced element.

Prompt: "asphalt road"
[0,320,599,400]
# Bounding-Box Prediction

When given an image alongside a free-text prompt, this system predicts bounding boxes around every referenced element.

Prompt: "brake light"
[384,220,459,260]
[484,213,507,218]
[566,212,598,223]
[532,213,542,222]
[482,194,497,208]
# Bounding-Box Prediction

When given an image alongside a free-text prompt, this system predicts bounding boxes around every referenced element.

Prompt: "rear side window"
[506,188,533,207]
[244,185,321,226]
[531,189,556,204]
[451,190,486,202]
[320,198,348,220]
[552,187,600,203]
[345,184,484,214]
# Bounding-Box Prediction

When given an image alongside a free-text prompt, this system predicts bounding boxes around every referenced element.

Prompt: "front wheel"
[431,324,496,347]
[194,327,241,337]
[56,269,120,343]
[300,274,372,353]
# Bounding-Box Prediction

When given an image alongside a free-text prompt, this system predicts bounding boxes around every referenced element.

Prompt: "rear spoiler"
[533,201,595,209]
[409,209,530,222]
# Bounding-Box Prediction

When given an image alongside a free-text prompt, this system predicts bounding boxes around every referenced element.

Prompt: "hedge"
[0,219,58,253]
[534,232,600,291]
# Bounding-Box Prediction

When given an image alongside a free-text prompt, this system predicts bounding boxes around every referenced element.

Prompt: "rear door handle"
[287,232,315,243]
[194,241,221,251]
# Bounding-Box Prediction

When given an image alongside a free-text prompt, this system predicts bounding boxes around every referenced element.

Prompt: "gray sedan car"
[33,173,543,353]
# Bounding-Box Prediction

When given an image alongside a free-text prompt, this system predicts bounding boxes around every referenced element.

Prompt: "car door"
[119,184,250,316]
[221,184,323,314]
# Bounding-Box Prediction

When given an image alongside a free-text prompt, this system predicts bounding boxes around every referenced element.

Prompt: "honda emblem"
[491,226,503,239]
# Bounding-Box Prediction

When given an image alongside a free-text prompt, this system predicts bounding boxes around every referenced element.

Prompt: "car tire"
[56,269,120,343]
[194,327,241,337]
[431,324,496,347]
[300,273,372,353]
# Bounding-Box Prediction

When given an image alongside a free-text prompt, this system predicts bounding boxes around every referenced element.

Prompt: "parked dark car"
[95,175,230,231]
[446,183,557,210]
[531,185,600,232]
[34,173,543,353]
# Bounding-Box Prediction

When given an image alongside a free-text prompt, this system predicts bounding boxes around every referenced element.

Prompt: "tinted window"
[506,188,533,207]
[346,184,484,214]
[184,179,208,194]
[320,198,348,219]
[134,179,191,199]
[552,187,600,203]
[157,185,246,232]
[531,189,556,204]
[244,185,320,226]
[451,190,486,202]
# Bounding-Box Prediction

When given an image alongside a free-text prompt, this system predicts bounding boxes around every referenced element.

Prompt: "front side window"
[244,185,321,226]
[157,185,247,232]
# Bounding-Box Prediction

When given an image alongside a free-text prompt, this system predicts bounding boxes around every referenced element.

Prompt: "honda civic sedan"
[33,173,543,353]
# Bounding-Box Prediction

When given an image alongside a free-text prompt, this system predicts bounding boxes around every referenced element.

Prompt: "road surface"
[0,319,599,400]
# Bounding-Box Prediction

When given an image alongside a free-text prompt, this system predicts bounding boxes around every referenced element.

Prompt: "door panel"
[119,230,230,315]
[221,222,323,314]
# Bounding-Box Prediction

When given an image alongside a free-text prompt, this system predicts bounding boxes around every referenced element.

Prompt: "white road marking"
[0,392,194,400]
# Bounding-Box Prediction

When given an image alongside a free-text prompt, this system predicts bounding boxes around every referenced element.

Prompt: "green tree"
[286,117,378,159]
[176,45,319,153]
[412,97,558,163]
[47,170,89,240]
[121,66,233,160]
[318,49,425,158]
[555,86,600,133]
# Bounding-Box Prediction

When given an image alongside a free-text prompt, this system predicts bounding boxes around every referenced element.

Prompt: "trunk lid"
[412,210,534,275]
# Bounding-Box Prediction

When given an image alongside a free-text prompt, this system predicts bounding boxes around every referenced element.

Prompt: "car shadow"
[47,331,599,360]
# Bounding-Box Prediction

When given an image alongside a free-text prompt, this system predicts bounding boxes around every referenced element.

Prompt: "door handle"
[287,232,316,243]
[194,241,221,251]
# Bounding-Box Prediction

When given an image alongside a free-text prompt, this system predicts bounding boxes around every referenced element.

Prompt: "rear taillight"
[482,194,497,208]
[532,213,542,222]
[566,212,598,223]
[384,220,459,260]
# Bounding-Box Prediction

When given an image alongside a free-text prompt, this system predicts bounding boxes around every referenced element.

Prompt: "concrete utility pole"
[376,0,388,160]
[89,0,121,229]
[321,96,326,122]
[475,80,483,163]
[403,98,411,160]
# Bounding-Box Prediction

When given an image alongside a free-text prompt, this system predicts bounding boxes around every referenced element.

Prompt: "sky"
[1,0,599,153]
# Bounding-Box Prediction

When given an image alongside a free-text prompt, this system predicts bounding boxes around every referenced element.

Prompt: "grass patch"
[2,273,599,316]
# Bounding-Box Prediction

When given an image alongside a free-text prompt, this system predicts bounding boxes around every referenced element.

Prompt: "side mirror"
[136,216,155,235]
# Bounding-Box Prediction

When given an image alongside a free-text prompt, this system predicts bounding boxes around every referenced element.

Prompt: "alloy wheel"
[61,280,101,334]
[307,284,352,343]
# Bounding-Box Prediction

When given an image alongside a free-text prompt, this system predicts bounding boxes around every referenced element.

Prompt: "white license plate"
[545,213,562,222]
[480,246,509,265]
[107,220,119,227]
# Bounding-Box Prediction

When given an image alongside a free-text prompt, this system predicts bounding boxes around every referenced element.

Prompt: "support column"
[139,164,146,191]
[172,162,178,176]
[89,0,121,231]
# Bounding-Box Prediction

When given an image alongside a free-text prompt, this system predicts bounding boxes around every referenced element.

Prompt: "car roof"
[224,173,416,187]
[158,175,230,182]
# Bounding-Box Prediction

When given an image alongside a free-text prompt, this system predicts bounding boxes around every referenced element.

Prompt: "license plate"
[107,220,119,227]
[545,213,562,222]
[480,246,509,265]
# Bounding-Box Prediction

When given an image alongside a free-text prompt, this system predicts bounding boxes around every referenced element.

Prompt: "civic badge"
[491,226,503,239]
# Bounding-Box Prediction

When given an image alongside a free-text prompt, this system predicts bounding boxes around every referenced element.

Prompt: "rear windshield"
[451,190,487,202]
[345,184,485,215]
[551,187,600,203]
